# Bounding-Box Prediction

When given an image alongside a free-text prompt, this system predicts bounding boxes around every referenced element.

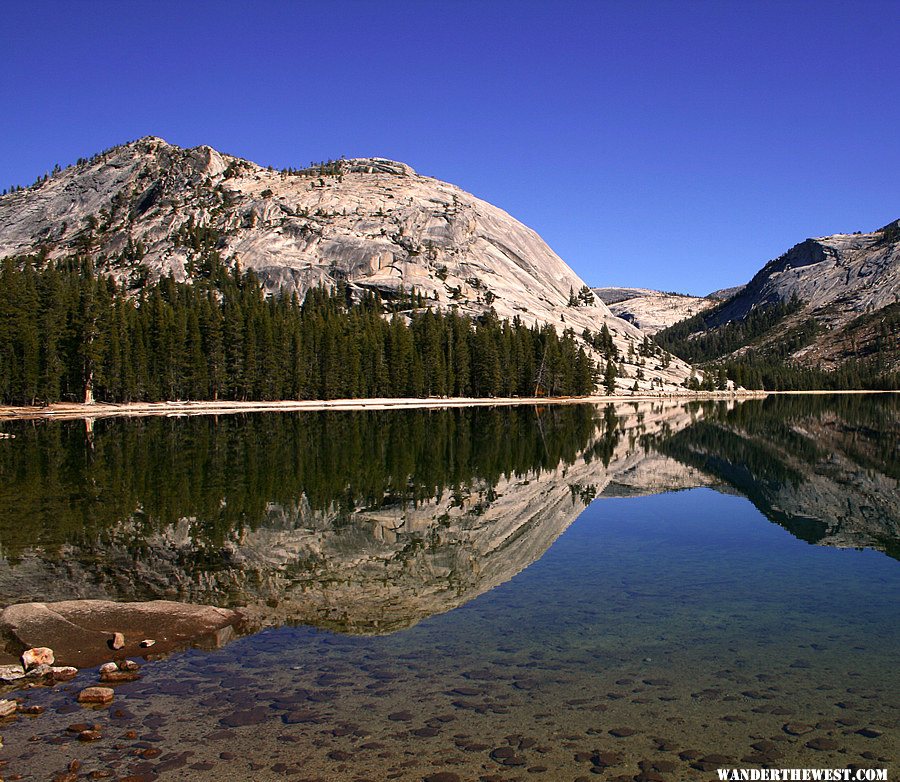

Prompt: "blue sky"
[2,0,897,295]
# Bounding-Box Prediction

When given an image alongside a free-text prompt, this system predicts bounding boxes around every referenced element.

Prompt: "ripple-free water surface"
[0,397,897,780]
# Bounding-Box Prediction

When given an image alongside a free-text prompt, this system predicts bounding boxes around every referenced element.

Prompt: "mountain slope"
[711,223,899,328]
[655,221,900,382]
[593,286,718,334]
[0,137,694,391]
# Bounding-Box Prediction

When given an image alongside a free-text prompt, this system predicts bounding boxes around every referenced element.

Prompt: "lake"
[0,394,897,781]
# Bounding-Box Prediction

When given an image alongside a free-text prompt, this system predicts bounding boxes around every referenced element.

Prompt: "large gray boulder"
[0,599,242,667]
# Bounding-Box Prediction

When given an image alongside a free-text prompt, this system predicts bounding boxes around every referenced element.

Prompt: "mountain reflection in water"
[0,394,897,634]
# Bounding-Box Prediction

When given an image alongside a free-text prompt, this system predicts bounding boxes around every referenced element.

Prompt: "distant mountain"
[0,137,693,392]
[654,221,900,387]
[707,284,745,301]
[709,222,899,328]
[593,287,718,335]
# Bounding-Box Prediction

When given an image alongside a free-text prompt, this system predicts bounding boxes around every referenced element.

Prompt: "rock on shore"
[0,599,243,668]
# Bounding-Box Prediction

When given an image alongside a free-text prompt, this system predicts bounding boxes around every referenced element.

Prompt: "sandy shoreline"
[3,389,894,422]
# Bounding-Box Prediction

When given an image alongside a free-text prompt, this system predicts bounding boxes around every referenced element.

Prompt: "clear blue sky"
[2,0,897,295]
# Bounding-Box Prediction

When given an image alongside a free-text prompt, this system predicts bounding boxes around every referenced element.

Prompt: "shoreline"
[0,389,895,422]
[0,393,746,422]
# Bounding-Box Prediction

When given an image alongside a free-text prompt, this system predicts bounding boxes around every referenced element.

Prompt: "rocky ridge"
[690,222,900,370]
[712,224,899,328]
[593,287,718,335]
[0,138,695,391]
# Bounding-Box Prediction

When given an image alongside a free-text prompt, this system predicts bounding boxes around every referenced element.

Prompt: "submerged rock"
[783,722,814,736]
[77,687,114,705]
[805,737,840,751]
[0,599,242,668]
[99,669,140,683]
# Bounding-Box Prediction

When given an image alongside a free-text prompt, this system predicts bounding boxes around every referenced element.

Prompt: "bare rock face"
[714,227,899,327]
[707,284,745,301]
[701,222,900,370]
[593,287,718,335]
[0,137,694,391]
[0,599,242,667]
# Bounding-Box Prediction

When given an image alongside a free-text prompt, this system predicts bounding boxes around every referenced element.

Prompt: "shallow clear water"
[0,396,897,781]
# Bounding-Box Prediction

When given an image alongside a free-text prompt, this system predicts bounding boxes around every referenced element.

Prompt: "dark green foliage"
[838,302,900,366]
[281,159,346,178]
[709,306,899,391]
[0,404,606,558]
[582,323,618,361]
[603,360,617,395]
[875,219,900,247]
[656,293,899,390]
[0,255,596,404]
[655,298,805,364]
[717,355,899,392]
[567,285,595,307]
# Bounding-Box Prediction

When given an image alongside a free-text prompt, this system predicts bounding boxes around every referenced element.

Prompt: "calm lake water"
[0,395,897,781]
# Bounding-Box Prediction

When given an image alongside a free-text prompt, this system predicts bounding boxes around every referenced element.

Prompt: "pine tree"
[604,360,618,395]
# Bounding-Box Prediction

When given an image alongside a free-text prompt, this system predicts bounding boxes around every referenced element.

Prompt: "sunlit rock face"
[713,228,900,328]
[695,223,900,371]
[593,287,718,335]
[0,138,693,390]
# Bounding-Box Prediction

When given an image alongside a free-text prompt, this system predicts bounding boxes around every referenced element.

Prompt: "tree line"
[0,255,596,405]
[655,296,899,391]
[0,405,608,558]
[654,298,805,364]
